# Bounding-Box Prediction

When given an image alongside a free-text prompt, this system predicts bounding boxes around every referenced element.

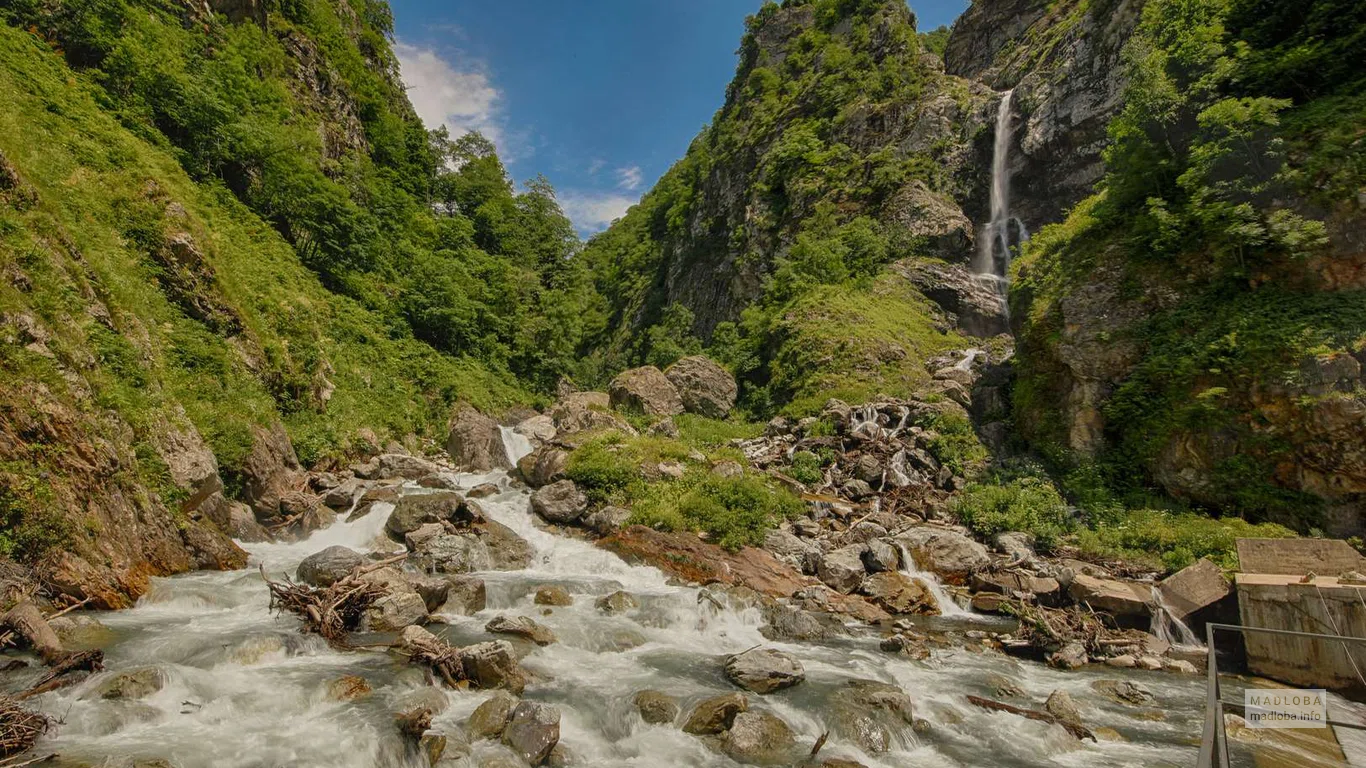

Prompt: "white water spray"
[972,90,1028,296]
[1150,586,1206,650]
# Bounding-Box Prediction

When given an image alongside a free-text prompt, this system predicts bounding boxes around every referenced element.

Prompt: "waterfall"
[972,90,1028,294]
[895,542,972,618]
[499,425,534,465]
[1150,586,1206,650]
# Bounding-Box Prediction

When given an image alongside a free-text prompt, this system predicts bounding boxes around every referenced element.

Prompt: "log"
[966,695,1095,741]
[16,650,104,700]
[1,602,62,664]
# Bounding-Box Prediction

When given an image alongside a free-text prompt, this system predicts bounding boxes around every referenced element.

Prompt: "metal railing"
[1198,622,1366,768]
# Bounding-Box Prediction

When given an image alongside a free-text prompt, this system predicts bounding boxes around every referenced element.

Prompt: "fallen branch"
[1,602,62,665]
[0,696,51,757]
[966,695,1095,741]
[394,632,466,689]
[16,650,104,701]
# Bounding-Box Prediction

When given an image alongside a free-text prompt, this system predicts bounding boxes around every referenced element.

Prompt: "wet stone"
[534,585,573,606]
[502,701,561,765]
[486,614,557,646]
[595,590,638,615]
[468,690,519,740]
[683,693,749,735]
[724,648,805,694]
[633,690,680,725]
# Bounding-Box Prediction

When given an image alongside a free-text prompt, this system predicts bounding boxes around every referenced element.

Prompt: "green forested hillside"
[578,0,985,415]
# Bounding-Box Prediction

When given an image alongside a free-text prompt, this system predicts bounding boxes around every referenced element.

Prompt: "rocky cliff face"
[1010,0,1366,532]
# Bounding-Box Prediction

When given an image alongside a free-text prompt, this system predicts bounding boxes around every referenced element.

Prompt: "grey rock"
[534,585,573,606]
[1045,689,1083,724]
[468,690,519,740]
[502,701,561,765]
[485,614,557,646]
[723,648,805,694]
[608,366,685,416]
[447,406,513,471]
[582,505,631,536]
[595,591,638,615]
[664,355,737,418]
[531,480,588,524]
[386,492,469,541]
[894,528,990,580]
[1048,641,1088,670]
[408,573,451,613]
[520,447,569,489]
[440,575,487,615]
[816,545,866,594]
[828,679,916,754]
[633,690,680,725]
[88,668,164,700]
[862,539,900,573]
[295,545,363,587]
[722,710,797,766]
[460,640,527,694]
[682,693,748,735]
[362,591,428,632]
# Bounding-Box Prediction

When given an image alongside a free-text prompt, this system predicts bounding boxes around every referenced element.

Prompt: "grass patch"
[954,477,1072,551]
[1073,509,1296,572]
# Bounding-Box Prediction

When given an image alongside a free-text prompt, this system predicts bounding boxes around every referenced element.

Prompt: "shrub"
[788,451,822,485]
[564,440,642,505]
[675,475,804,550]
[1073,509,1295,572]
[953,478,1072,551]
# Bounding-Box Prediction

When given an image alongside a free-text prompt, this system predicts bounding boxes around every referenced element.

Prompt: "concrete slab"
[1238,538,1364,577]
[1159,557,1229,618]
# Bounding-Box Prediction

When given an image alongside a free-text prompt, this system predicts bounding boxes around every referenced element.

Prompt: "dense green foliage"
[579,0,966,415]
[0,19,530,564]
[954,476,1071,551]
[565,431,801,549]
[1012,0,1366,526]
[0,0,606,391]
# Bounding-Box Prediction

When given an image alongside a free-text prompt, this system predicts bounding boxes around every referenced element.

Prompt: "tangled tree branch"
[260,555,405,648]
[0,696,51,758]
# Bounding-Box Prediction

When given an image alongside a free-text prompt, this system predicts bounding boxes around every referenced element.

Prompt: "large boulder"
[722,710,797,766]
[240,422,303,519]
[354,453,444,481]
[468,690,518,740]
[608,366,685,416]
[1068,574,1153,618]
[441,575,487,615]
[894,528,990,582]
[446,406,512,471]
[460,640,527,694]
[827,679,916,754]
[1157,558,1229,619]
[361,591,428,632]
[386,492,469,541]
[502,701,560,766]
[859,571,940,615]
[415,533,489,574]
[633,690,680,725]
[485,614,557,646]
[519,447,569,489]
[664,356,737,418]
[723,648,805,694]
[296,545,363,587]
[683,693,748,734]
[531,480,588,524]
[816,545,866,594]
[476,519,535,570]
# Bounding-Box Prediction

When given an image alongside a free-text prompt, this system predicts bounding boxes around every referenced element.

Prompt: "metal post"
[1199,621,1222,768]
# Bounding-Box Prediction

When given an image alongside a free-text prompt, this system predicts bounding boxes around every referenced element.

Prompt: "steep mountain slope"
[577,0,1142,416]
[0,5,550,604]
[1012,0,1366,532]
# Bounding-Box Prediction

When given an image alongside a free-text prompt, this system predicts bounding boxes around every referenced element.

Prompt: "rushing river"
[25,435,1214,768]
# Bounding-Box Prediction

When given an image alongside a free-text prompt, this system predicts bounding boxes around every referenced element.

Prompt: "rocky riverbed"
[0,425,1223,768]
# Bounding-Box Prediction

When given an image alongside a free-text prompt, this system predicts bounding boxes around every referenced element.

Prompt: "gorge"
[0,0,1363,765]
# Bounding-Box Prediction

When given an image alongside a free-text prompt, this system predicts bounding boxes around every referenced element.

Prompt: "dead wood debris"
[261,555,406,648]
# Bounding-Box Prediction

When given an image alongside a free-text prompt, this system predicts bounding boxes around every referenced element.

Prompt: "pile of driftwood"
[393,628,465,688]
[260,555,405,648]
[0,696,51,760]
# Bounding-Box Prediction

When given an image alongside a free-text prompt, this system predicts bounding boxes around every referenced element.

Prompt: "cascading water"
[1149,587,1206,651]
[972,90,1029,301]
[18,431,1213,767]
[895,542,972,619]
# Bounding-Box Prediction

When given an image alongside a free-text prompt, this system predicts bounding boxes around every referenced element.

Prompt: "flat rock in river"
[724,648,805,694]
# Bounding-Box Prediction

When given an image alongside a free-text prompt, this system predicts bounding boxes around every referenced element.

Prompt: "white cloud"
[587,158,606,176]
[559,191,638,235]
[394,41,510,155]
[615,165,643,191]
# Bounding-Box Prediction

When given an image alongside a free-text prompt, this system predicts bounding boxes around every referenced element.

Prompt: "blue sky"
[389,1,969,234]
